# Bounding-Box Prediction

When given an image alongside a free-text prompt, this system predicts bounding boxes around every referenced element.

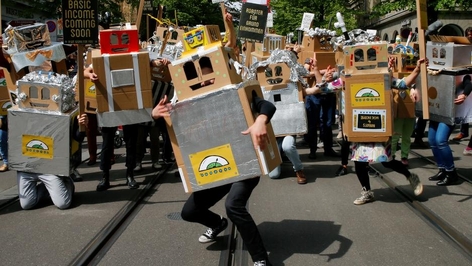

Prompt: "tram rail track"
[369,147,472,261]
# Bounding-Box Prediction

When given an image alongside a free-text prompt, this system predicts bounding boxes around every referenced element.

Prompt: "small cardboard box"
[256,62,292,90]
[8,106,81,176]
[181,25,222,53]
[168,45,242,101]
[99,28,140,54]
[254,34,286,57]
[81,78,97,114]
[426,39,472,70]
[4,23,51,54]
[154,26,186,45]
[340,73,393,142]
[91,49,153,127]
[16,77,76,113]
[392,72,415,119]
[165,80,281,193]
[341,42,389,75]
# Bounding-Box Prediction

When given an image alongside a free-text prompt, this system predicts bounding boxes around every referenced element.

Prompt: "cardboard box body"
[416,69,472,125]
[166,81,281,193]
[169,46,242,101]
[254,34,286,57]
[427,41,472,70]
[8,106,80,176]
[392,72,415,119]
[99,29,140,54]
[16,79,76,113]
[341,42,389,75]
[91,49,153,112]
[262,82,307,136]
[4,23,51,54]
[340,73,393,142]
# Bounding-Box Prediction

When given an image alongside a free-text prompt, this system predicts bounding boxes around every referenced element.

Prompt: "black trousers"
[181,177,268,262]
[100,126,117,172]
[123,124,139,176]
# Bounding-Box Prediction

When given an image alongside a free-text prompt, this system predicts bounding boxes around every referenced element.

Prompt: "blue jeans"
[269,136,303,179]
[0,129,7,165]
[304,94,336,153]
[428,121,455,171]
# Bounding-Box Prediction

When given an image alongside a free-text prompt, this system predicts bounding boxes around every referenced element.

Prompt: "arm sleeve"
[72,118,86,143]
[463,78,472,96]
[252,90,276,122]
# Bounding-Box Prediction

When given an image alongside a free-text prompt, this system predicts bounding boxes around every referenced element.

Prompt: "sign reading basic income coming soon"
[238,2,268,43]
[61,0,99,45]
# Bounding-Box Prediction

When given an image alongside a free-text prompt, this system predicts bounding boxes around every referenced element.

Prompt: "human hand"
[77,114,88,126]
[241,114,268,151]
[454,94,467,105]
[152,95,172,119]
[409,88,420,102]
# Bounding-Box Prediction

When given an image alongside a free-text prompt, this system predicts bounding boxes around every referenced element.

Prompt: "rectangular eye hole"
[274,94,281,102]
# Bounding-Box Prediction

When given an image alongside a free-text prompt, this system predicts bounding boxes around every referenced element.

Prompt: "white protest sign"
[246,0,267,4]
[300,13,314,31]
[266,13,273,28]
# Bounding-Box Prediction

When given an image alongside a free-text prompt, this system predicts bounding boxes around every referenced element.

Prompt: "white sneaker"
[198,217,228,243]
[134,163,143,172]
[408,173,423,196]
[317,141,324,148]
[353,190,374,205]
[463,148,472,156]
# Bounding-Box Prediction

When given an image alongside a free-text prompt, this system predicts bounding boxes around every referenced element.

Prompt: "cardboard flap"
[429,35,472,44]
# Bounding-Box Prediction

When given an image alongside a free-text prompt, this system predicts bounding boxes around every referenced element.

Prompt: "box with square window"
[16,76,76,113]
[168,45,242,101]
[181,25,222,56]
[91,49,153,127]
[341,42,389,75]
[164,80,281,193]
[340,73,393,142]
[99,28,140,54]
[253,34,286,57]
[8,106,81,176]
[426,36,472,70]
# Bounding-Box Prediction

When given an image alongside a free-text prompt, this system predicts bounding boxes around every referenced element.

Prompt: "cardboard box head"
[254,34,286,57]
[4,23,51,54]
[99,29,140,54]
[341,42,389,75]
[256,62,292,90]
[154,26,186,45]
[301,34,333,52]
[169,46,242,101]
[426,40,472,70]
[182,25,222,52]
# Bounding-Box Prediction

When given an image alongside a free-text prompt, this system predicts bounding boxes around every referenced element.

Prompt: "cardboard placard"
[238,2,268,43]
[62,0,99,45]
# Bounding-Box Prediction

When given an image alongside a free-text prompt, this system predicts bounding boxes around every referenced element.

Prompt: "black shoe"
[70,169,83,182]
[308,152,317,160]
[324,149,340,157]
[436,170,459,186]
[96,176,110,191]
[428,169,446,181]
[335,166,348,176]
[126,176,139,189]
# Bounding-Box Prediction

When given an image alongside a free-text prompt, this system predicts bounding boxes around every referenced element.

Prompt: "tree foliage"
[370,0,472,18]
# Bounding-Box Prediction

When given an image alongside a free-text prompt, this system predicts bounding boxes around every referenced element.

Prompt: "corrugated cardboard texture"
[254,34,286,56]
[8,106,80,176]
[301,35,333,52]
[17,80,71,113]
[342,42,389,75]
[427,41,472,70]
[166,81,280,193]
[256,63,292,90]
[154,27,186,45]
[91,49,153,113]
[169,46,242,101]
[251,52,270,65]
[340,73,393,142]
[392,72,415,119]
[181,25,221,53]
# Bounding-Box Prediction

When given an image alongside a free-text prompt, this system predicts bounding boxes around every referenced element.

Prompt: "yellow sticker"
[350,82,385,107]
[189,144,239,186]
[85,79,96,98]
[0,100,12,116]
[22,135,54,159]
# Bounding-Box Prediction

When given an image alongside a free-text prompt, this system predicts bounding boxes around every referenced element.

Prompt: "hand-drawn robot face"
[184,28,205,49]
